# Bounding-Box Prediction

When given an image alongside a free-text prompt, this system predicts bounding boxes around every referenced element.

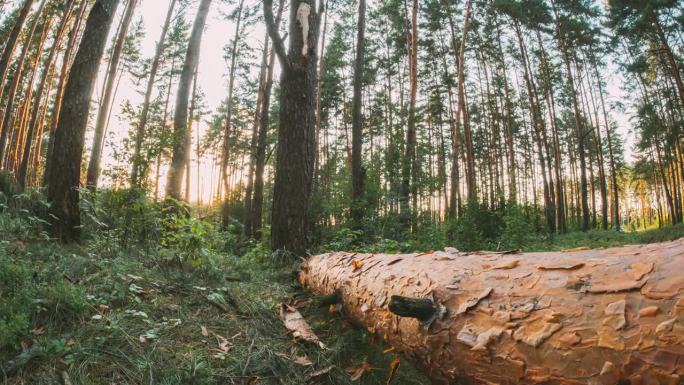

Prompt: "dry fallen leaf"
[201,326,209,337]
[306,365,334,381]
[352,260,365,271]
[275,352,313,366]
[346,361,372,381]
[214,333,231,353]
[280,304,327,349]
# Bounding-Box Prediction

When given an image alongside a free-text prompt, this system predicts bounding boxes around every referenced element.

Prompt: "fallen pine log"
[299,239,684,384]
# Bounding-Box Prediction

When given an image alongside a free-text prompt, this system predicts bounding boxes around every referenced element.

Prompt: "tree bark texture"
[86,0,137,189]
[18,0,76,189]
[0,0,34,114]
[350,0,366,226]
[165,0,212,200]
[264,0,321,255]
[45,0,120,242]
[130,0,176,186]
[301,241,684,384]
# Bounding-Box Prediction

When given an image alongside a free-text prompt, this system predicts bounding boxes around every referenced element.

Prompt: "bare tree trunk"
[166,0,212,200]
[302,241,684,384]
[219,0,246,225]
[400,0,418,227]
[455,0,475,203]
[244,31,270,237]
[43,0,88,186]
[252,0,284,238]
[513,20,554,233]
[264,0,322,255]
[0,0,34,114]
[44,0,120,242]
[130,0,176,186]
[185,68,199,202]
[18,0,76,189]
[11,11,53,174]
[554,8,590,231]
[350,0,366,226]
[0,0,47,164]
[314,0,328,173]
[86,0,137,189]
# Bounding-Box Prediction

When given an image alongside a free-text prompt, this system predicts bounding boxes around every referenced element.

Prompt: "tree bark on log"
[300,241,684,384]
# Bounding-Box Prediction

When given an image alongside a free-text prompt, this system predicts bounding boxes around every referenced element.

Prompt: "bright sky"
[1,0,636,203]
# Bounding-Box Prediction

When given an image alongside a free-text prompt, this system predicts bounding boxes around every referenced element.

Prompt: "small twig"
[61,370,73,385]
[241,338,256,376]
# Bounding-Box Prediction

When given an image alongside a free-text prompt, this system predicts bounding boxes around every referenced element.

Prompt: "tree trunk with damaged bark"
[264,0,322,255]
[301,241,684,384]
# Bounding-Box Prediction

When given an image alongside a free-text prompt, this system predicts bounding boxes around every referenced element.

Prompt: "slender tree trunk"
[654,15,684,108]
[513,20,554,233]
[244,31,270,237]
[18,0,75,189]
[0,0,34,114]
[264,0,322,255]
[455,0,475,203]
[166,0,212,200]
[130,0,177,186]
[0,0,47,164]
[86,0,137,189]
[555,11,590,231]
[252,0,284,238]
[45,0,120,242]
[219,0,246,225]
[12,10,55,176]
[184,68,199,202]
[400,0,418,227]
[350,0,366,226]
[314,0,328,173]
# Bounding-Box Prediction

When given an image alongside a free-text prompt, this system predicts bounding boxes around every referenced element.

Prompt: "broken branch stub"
[388,296,437,322]
[300,240,684,384]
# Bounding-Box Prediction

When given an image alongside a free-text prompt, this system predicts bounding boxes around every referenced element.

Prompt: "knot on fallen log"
[389,295,445,327]
[317,290,341,307]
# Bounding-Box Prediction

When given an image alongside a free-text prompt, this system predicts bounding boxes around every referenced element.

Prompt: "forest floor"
[2,212,684,385]
[0,230,428,384]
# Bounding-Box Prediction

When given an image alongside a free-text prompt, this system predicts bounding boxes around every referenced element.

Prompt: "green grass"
[0,236,427,385]
[521,223,684,251]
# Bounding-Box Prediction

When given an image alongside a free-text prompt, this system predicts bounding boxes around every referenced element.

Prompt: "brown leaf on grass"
[306,365,334,381]
[247,377,259,385]
[275,352,313,366]
[279,304,327,349]
[386,357,401,385]
[139,335,149,344]
[201,326,209,337]
[212,333,231,353]
[346,361,372,381]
